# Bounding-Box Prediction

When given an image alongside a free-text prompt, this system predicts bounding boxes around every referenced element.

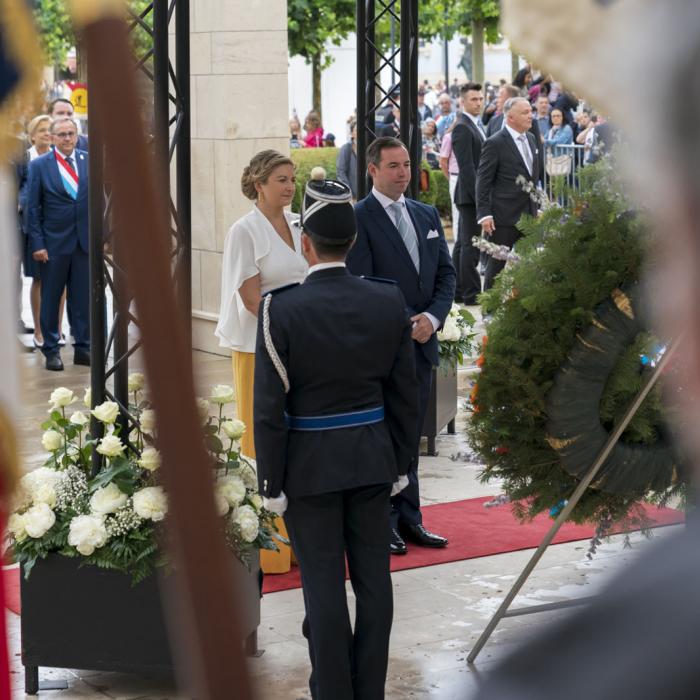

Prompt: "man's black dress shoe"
[401,523,448,548]
[390,528,407,555]
[74,350,90,366]
[45,355,64,372]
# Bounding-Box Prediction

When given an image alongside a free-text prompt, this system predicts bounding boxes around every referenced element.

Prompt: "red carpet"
[3,498,684,609]
[261,496,684,594]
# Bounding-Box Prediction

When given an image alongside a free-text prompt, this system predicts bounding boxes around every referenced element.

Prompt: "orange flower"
[476,354,485,368]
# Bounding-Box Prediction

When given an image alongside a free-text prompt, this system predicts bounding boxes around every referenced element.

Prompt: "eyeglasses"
[54,132,76,138]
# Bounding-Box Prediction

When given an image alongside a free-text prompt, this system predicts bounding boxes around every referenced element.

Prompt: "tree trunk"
[471,19,484,85]
[312,55,322,118]
[511,49,520,81]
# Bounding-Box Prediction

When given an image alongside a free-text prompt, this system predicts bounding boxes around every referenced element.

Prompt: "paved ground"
[10,292,677,699]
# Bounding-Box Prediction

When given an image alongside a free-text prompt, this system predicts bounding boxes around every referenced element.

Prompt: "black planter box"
[421,363,458,455]
[21,553,261,694]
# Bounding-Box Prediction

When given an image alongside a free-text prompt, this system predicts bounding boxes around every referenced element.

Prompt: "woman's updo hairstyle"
[241,150,295,201]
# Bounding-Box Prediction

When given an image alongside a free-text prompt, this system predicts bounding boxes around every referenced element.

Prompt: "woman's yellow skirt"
[232,350,292,574]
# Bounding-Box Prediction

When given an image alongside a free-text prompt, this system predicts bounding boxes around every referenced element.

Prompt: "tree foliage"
[34,0,75,67]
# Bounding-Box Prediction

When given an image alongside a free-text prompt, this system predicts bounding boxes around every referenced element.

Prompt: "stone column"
[190,0,289,354]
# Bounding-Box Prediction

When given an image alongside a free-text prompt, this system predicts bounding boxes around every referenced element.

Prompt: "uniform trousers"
[483,225,521,292]
[39,246,89,357]
[231,350,292,574]
[285,483,393,700]
[390,348,431,529]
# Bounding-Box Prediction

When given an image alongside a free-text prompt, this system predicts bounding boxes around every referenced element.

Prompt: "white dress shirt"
[464,111,486,139]
[371,187,439,332]
[307,261,346,276]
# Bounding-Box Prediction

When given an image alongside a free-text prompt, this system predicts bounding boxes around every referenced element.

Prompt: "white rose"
[68,514,108,555]
[137,446,161,472]
[83,387,92,409]
[449,303,461,318]
[217,475,246,507]
[140,409,156,434]
[221,419,246,441]
[460,322,471,339]
[33,482,57,508]
[90,482,128,515]
[133,486,168,522]
[215,492,230,516]
[8,513,27,542]
[49,387,76,409]
[250,493,263,512]
[129,428,140,444]
[196,398,210,422]
[70,410,89,428]
[41,429,62,452]
[92,400,120,424]
[23,503,56,538]
[210,384,235,405]
[96,434,126,458]
[235,505,259,543]
[127,372,145,392]
[239,462,258,490]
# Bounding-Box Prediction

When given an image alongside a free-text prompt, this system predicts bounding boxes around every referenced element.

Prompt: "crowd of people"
[13,97,90,372]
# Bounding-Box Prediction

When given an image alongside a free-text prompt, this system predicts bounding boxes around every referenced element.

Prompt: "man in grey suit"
[476,97,539,291]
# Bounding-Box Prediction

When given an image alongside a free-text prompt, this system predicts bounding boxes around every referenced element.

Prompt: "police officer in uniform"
[254,177,419,700]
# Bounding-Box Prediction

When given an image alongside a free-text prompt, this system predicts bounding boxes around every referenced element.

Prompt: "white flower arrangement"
[437,304,476,369]
[8,378,282,582]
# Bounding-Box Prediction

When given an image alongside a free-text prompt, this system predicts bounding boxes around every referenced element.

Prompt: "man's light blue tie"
[518,134,533,174]
[390,202,420,272]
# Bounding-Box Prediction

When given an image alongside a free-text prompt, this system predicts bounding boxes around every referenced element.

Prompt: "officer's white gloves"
[391,474,409,497]
[263,491,289,516]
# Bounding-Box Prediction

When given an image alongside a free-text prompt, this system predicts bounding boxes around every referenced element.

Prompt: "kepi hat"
[300,167,356,243]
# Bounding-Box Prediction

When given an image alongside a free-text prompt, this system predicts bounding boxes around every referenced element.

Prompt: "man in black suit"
[451,81,486,304]
[254,178,418,700]
[49,99,88,151]
[476,97,540,291]
[347,137,456,555]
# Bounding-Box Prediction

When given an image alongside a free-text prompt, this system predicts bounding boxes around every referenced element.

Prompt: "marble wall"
[189,0,289,355]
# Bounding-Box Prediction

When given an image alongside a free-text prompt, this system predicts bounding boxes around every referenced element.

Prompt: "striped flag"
[54,149,79,199]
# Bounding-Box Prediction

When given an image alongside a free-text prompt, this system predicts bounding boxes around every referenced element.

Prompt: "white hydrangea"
[217,474,246,507]
[238,461,258,490]
[21,468,65,504]
[33,482,58,508]
[68,515,109,555]
[235,505,259,543]
[23,503,56,538]
[90,482,128,515]
[132,486,168,522]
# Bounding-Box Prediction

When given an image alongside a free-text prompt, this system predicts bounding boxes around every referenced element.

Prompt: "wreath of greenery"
[468,158,687,525]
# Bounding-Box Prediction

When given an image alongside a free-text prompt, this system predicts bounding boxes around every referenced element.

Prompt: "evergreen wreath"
[468,158,687,525]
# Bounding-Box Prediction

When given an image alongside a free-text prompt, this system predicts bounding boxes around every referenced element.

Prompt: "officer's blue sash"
[285,405,384,431]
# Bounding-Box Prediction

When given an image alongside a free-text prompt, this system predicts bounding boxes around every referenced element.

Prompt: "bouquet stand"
[422,363,458,456]
[21,553,261,694]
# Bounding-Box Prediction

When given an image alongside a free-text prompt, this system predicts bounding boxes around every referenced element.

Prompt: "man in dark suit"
[49,98,88,151]
[476,97,540,291]
[347,136,456,555]
[27,117,90,371]
[451,81,486,304]
[254,178,418,700]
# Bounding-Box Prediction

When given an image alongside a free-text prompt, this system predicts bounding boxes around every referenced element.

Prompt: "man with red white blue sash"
[27,116,90,371]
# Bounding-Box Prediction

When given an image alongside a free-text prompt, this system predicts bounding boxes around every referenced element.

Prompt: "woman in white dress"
[215,150,307,573]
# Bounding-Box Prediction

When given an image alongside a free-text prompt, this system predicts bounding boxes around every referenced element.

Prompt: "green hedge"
[290,148,451,218]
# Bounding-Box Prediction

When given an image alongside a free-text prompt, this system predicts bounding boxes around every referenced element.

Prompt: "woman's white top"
[215,206,307,353]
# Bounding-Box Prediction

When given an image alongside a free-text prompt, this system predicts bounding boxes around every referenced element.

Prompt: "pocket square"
[427,229,439,239]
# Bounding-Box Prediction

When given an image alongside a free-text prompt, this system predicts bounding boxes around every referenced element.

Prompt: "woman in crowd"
[289,116,303,149]
[336,119,357,199]
[215,150,307,574]
[421,118,441,169]
[439,122,460,236]
[17,114,66,350]
[303,111,324,148]
[513,66,532,96]
[544,107,574,152]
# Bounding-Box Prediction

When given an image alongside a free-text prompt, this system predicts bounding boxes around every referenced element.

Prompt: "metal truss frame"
[356,0,419,200]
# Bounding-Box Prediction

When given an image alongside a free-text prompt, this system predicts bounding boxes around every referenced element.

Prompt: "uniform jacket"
[475,129,540,228]
[347,194,456,366]
[254,267,419,499]
[26,148,89,256]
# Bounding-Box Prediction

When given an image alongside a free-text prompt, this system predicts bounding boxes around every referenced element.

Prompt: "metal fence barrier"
[541,142,587,205]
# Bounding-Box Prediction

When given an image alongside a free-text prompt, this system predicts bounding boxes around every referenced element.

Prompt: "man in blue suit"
[27,117,90,371]
[347,136,456,554]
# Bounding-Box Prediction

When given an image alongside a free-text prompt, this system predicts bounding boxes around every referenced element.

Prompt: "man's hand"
[32,249,49,262]
[263,492,288,516]
[391,474,409,497]
[481,218,496,237]
[410,313,433,344]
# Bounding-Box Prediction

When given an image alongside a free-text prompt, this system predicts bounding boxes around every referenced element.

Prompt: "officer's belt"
[285,405,384,431]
